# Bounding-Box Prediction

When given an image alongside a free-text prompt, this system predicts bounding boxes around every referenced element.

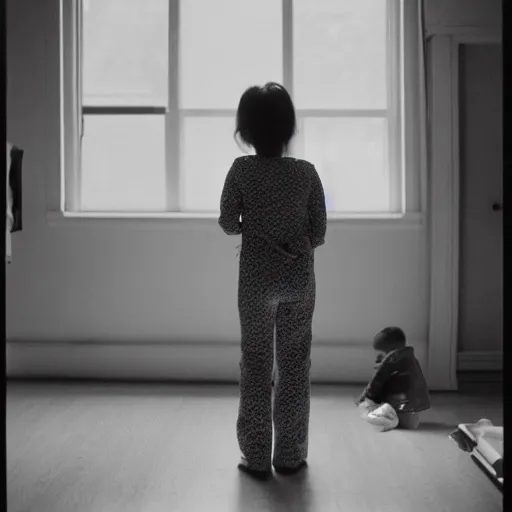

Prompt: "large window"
[70,0,404,213]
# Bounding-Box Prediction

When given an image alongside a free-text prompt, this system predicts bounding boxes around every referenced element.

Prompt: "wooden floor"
[7,382,503,512]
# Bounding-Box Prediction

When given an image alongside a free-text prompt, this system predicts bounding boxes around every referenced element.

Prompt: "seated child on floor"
[355,327,430,432]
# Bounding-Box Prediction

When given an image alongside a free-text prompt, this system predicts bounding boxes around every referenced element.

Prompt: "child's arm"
[219,160,243,236]
[356,355,398,405]
[308,165,327,249]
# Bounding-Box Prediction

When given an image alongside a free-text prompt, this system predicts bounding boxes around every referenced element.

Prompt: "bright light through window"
[77,0,402,213]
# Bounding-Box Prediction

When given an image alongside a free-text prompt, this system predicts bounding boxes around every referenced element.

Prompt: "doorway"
[457,43,502,361]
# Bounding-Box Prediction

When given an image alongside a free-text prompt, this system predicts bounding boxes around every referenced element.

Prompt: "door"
[458,43,502,355]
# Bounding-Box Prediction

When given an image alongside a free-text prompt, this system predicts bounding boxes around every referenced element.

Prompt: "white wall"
[8,0,498,383]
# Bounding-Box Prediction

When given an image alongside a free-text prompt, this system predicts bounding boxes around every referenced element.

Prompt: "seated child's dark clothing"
[356,346,430,414]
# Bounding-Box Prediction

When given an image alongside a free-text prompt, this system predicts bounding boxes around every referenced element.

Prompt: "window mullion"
[76,0,84,211]
[179,109,236,117]
[63,0,82,212]
[386,0,403,213]
[282,0,300,156]
[166,0,180,212]
[78,0,83,141]
[296,109,387,118]
[82,106,167,115]
[282,0,293,96]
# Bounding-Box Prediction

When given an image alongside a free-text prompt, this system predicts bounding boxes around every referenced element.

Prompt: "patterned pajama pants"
[236,242,316,471]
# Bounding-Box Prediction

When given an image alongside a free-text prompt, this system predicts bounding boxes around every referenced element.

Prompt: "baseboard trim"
[7,339,429,385]
[457,351,503,372]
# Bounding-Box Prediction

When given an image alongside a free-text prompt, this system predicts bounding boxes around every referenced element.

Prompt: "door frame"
[427,29,501,390]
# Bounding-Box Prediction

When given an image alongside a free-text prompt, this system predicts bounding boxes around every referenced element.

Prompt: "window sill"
[46,210,424,230]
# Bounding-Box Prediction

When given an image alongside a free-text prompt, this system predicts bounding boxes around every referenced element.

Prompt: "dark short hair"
[235,82,297,158]
[372,327,406,352]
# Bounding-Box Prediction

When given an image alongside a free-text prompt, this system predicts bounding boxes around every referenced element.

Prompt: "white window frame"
[54,0,424,226]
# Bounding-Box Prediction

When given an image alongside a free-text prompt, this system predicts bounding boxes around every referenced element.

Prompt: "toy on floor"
[449,419,503,491]
[355,327,431,432]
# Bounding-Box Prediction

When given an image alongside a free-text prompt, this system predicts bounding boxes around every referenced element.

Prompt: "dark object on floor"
[274,460,308,475]
[449,427,476,452]
[449,423,503,492]
[8,144,23,233]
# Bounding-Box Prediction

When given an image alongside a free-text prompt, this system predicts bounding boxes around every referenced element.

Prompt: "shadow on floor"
[410,421,457,432]
[236,467,314,512]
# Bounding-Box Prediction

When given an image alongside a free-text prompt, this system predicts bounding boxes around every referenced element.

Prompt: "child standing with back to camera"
[356,327,431,431]
[218,82,327,480]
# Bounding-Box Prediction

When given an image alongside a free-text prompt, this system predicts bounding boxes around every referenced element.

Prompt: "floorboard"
[7,382,503,512]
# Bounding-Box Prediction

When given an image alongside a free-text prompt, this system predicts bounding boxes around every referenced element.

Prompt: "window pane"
[181,117,245,211]
[294,0,387,109]
[302,118,390,212]
[82,0,168,106]
[180,0,282,109]
[80,116,166,211]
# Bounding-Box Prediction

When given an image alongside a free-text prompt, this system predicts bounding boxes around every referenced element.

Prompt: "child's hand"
[358,397,377,410]
[373,353,385,369]
[358,398,378,420]
[354,395,368,406]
